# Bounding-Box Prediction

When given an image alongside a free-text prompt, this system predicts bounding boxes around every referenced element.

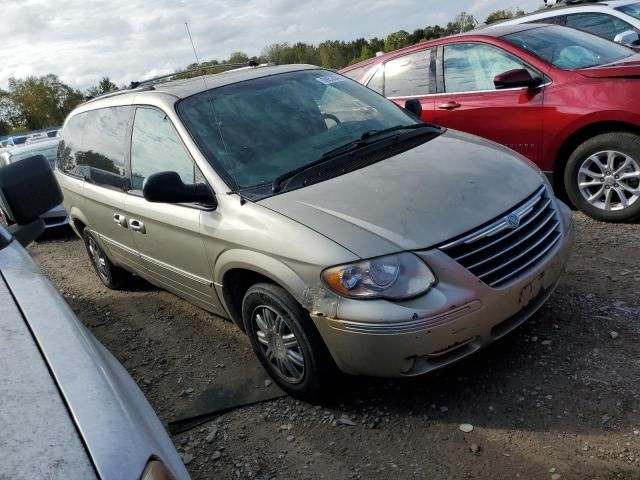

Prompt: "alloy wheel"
[578,150,640,212]
[87,236,109,278]
[252,305,305,384]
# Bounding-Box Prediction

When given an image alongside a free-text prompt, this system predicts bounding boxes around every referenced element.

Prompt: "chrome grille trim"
[439,185,561,288]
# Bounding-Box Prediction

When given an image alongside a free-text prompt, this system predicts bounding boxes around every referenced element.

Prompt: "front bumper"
[312,201,574,377]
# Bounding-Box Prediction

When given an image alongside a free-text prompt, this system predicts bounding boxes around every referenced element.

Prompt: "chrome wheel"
[252,305,305,384]
[0,209,8,227]
[578,150,640,211]
[87,236,109,278]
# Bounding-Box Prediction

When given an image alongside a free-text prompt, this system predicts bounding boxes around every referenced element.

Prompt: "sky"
[0,0,542,91]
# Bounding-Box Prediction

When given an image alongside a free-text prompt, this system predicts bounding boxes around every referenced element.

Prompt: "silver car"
[489,0,640,46]
[56,65,574,399]
[0,138,68,229]
[0,157,189,480]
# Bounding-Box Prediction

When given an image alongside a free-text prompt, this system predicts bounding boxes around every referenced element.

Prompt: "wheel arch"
[552,120,640,203]
[214,250,336,332]
[68,206,91,238]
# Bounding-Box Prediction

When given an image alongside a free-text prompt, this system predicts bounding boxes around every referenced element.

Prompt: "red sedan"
[341,24,640,222]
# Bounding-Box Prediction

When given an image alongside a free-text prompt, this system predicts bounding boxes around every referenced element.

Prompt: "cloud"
[0,0,542,91]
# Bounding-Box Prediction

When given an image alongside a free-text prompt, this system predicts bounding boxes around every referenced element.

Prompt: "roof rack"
[83,60,261,103]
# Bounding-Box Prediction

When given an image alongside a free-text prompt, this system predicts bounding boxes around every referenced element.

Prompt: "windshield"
[617,2,640,20]
[177,69,419,190]
[503,25,633,70]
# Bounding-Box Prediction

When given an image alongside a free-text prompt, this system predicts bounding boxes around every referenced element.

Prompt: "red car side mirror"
[494,68,542,90]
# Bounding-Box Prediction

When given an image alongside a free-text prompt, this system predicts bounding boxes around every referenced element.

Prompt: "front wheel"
[242,283,336,401]
[564,132,640,222]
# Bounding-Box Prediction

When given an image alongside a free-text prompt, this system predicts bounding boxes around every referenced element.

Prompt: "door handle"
[438,100,461,110]
[113,213,127,227]
[129,219,146,234]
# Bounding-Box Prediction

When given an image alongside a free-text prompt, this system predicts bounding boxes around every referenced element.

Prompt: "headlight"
[140,459,174,480]
[321,252,435,299]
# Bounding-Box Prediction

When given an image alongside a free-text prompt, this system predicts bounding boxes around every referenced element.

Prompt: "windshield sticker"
[316,74,347,85]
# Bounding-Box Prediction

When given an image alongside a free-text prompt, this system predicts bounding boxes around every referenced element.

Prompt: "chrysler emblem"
[505,213,521,229]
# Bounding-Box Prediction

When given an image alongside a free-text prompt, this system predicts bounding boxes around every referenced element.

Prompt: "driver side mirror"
[614,30,640,46]
[142,171,217,207]
[404,98,422,118]
[494,68,542,90]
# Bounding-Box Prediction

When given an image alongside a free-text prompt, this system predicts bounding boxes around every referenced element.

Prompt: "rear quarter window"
[59,106,131,190]
[58,113,88,177]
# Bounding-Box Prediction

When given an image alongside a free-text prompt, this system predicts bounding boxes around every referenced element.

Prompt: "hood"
[260,130,543,259]
[579,53,640,78]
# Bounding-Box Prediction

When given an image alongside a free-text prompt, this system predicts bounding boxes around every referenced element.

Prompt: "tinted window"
[504,25,633,69]
[384,50,430,97]
[443,43,527,93]
[367,66,384,94]
[618,3,640,21]
[81,107,129,183]
[565,12,634,41]
[130,108,196,190]
[342,66,367,80]
[529,15,565,25]
[178,70,420,190]
[58,113,88,176]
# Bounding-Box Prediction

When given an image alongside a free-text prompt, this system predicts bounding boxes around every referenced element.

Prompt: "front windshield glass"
[617,2,640,20]
[177,69,419,189]
[503,25,633,70]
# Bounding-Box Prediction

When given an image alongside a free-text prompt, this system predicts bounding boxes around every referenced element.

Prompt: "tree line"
[0,7,526,136]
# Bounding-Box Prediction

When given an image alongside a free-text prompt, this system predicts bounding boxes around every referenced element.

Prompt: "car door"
[433,42,545,165]
[365,49,436,123]
[71,107,142,272]
[123,106,223,314]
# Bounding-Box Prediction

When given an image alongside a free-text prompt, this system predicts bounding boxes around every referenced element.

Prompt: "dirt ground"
[29,212,640,480]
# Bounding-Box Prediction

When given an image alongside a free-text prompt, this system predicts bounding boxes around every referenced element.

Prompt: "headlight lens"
[322,252,435,299]
[140,460,174,480]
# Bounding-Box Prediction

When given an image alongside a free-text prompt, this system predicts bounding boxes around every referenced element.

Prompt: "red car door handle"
[438,100,461,110]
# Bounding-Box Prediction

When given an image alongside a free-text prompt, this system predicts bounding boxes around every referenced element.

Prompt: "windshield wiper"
[360,123,437,140]
[319,123,438,161]
[271,123,440,193]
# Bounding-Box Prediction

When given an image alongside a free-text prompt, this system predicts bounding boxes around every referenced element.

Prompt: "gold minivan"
[57,64,573,399]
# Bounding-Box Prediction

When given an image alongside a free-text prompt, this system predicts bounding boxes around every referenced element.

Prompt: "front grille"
[439,185,561,288]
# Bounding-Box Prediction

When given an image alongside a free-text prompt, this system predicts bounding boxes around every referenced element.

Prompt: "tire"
[564,132,640,222]
[242,283,337,401]
[83,230,129,289]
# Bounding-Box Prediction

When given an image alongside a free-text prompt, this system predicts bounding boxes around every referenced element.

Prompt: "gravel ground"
[29,212,640,480]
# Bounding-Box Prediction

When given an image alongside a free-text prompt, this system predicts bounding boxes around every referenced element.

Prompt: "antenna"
[185,22,200,64]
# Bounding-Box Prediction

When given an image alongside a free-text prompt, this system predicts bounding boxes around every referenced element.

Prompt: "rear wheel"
[565,132,640,222]
[242,283,337,401]
[83,230,130,289]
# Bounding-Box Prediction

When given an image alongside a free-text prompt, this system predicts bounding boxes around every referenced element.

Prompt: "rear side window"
[384,50,431,97]
[59,106,131,190]
[529,15,565,25]
[565,12,634,41]
[130,108,196,190]
[58,113,88,176]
